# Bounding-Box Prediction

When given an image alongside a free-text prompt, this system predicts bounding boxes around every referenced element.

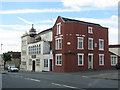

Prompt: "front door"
[32,60,35,71]
[49,59,52,71]
[88,54,93,69]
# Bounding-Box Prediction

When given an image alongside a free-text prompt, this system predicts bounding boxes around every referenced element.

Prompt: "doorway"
[49,59,52,71]
[32,60,35,71]
[88,54,93,69]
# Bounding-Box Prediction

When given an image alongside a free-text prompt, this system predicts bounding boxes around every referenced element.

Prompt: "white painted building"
[20,25,53,72]
[109,45,120,56]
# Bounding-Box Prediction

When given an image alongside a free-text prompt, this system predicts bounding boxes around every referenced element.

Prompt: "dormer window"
[57,23,61,35]
[88,27,93,34]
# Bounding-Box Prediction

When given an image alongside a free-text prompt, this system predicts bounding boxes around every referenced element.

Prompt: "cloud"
[0,8,81,14]
[18,17,33,25]
[61,0,119,9]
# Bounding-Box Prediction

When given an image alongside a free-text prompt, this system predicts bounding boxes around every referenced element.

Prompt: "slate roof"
[38,28,52,35]
[61,17,102,27]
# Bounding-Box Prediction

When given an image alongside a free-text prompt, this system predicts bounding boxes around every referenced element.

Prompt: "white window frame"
[44,59,48,67]
[57,23,61,35]
[55,38,62,50]
[99,54,104,66]
[88,27,93,34]
[36,59,40,66]
[22,61,26,65]
[29,59,32,65]
[111,55,118,66]
[77,37,84,49]
[78,53,84,66]
[99,39,104,50]
[88,38,93,50]
[56,54,62,66]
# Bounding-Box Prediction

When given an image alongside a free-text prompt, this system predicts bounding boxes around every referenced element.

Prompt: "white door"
[88,54,93,69]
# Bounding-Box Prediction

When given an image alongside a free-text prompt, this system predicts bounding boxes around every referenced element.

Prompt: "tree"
[3,53,11,68]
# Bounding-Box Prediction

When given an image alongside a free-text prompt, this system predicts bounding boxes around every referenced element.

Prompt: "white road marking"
[24,78,40,82]
[51,83,77,89]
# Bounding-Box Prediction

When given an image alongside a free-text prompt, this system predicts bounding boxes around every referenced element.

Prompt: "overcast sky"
[0,0,119,53]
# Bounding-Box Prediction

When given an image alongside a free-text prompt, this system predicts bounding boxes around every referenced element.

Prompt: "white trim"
[111,55,118,66]
[99,39,104,50]
[99,54,104,66]
[57,23,61,35]
[55,38,62,50]
[88,27,93,34]
[88,38,93,50]
[77,37,84,50]
[55,54,62,66]
[78,53,84,66]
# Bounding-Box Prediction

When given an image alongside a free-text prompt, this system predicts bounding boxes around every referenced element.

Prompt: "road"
[2,70,119,89]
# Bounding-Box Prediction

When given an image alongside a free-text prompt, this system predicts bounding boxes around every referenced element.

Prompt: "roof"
[38,28,52,35]
[109,44,120,48]
[61,16,102,27]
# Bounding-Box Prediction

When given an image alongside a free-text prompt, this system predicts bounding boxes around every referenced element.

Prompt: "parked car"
[116,63,120,70]
[8,66,19,72]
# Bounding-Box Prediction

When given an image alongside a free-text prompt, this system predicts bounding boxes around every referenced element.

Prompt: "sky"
[0,0,119,53]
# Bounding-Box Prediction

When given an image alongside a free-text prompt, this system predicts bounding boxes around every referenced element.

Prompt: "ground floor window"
[21,61,26,65]
[29,59,32,65]
[111,55,117,66]
[44,59,48,67]
[78,53,84,66]
[36,59,40,66]
[56,54,62,66]
[99,54,104,66]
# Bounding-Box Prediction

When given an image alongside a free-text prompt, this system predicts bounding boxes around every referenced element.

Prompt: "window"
[99,39,104,50]
[36,59,40,66]
[88,38,93,50]
[99,54,104,66]
[22,61,26,65]
[111,55,118,66]
[29,59,32,65]
[78,37,84,49]
[57,23,61,35]
[56,38,62,50]
[38,44,41,54]
[22,40,27,46]
[22,50,26,56]
[78,53,84,66]
[88,27,93,34]
[44,59,48,67]
[56,54,62,66]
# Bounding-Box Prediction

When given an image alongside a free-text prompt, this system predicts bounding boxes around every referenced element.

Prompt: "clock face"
[67,42,71,45]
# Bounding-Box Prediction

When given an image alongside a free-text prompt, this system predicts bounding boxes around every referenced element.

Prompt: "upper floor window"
[77,37,84,49]
[57,23,61,35]
[88,38,93,50]
[99,39,104,50]
[88,27,93,34]
[99,54,104,66]
[111,55,117,66]
[78,53,84,66]
[56,38,62,50]
[22,40,27,46]
[22,50,26,56]
[56,54,62,66]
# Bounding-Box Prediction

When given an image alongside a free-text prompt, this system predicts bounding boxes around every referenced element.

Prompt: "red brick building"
[53,16,118,72]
